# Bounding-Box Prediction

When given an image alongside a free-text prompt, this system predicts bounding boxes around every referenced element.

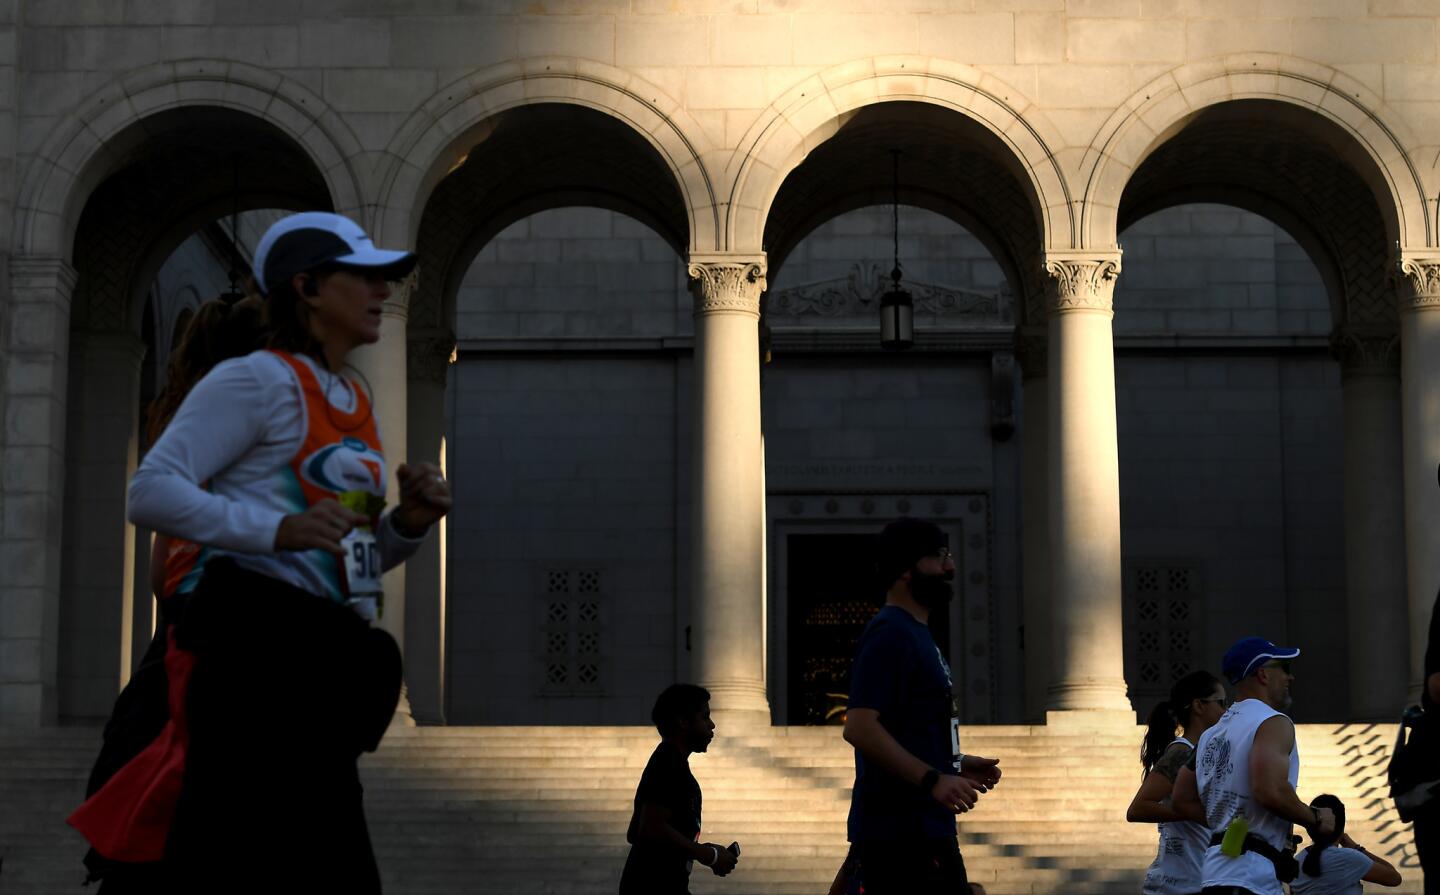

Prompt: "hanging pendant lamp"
[880,149,913,351]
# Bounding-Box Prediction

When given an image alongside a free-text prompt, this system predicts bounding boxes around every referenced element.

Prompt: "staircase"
[0,723,1423,894]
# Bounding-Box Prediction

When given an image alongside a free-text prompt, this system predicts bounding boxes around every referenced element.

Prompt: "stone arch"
[1084,55,1429,253]
[15,59,364,261]
[728,57,1073,256]
[46,93,336,721]
[372,59,719,254]
[68,108,333,336]
[1104,95,1402,329]
[402,102,694,335]
[754,99,1052,325]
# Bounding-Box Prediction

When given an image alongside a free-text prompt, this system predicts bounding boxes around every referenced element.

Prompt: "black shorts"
[853,836,968,895]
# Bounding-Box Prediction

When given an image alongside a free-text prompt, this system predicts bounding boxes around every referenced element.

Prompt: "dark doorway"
[785,532,950,725]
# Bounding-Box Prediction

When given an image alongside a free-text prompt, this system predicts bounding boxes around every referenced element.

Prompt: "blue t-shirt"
[846,605,959,843]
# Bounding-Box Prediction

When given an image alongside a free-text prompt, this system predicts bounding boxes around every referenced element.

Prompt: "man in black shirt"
[619,684,738,894]
[843,518,1002,895]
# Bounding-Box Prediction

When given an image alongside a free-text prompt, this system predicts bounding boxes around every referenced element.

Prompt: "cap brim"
[334,248,418,281]
[1239,646,1301,681]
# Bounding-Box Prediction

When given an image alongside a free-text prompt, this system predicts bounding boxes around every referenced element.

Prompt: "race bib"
[951,715,962,772]
[340,526,382,620]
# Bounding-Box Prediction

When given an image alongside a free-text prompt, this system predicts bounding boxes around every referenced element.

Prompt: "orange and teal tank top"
[161,537,207,600]
[268,350,387,612]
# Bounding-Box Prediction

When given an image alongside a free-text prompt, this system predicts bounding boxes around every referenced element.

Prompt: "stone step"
[1,723,1422,895]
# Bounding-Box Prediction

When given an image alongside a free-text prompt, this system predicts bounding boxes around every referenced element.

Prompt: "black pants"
[164,560,402,894]
[854,836,968,895]
[1416,813,1438,895]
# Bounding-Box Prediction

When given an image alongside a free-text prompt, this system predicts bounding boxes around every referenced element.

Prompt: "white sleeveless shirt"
[1142,737,1209,895]
[1195,698,1300,895]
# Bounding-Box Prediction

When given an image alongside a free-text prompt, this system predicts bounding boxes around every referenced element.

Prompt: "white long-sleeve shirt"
[128,350,424,601]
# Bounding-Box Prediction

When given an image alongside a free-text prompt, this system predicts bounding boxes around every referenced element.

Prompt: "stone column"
[1397,256,1440,704]
[0,258,77,726]
[687,254,770,723]
[405,329,453,725]
[59,331,147,720]
[349,272,413,724]
[1043,252,1131,715]
[1333,327,1408,719]
[1016,326,1051,721]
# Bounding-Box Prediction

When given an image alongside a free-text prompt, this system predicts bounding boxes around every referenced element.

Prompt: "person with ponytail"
[70,296,266,892]
[1126,669,1228,895]
[116,212,449,893]
[1290,794,1401,893]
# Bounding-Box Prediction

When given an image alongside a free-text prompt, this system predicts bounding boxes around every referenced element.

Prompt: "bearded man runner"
[841,517,1002,895]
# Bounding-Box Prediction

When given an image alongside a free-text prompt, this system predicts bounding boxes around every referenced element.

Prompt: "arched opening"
[1112,99,1405,721]
[409,103,691,725]
[759,101,1044,724]
[1114,203,1344,721]
[58,108,329,722]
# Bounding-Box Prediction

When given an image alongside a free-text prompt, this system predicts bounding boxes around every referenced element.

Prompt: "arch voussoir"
[728,56,1072,256]
[15,60,364,260]
[1085,55,1429,251]
[374,60,718,254]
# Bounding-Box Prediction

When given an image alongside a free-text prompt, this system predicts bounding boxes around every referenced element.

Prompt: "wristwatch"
[920,769,941,793]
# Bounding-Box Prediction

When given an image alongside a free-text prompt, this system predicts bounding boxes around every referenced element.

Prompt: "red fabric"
[67,627,195,862]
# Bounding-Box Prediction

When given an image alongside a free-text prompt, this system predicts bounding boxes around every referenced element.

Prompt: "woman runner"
[125,211,450,893]
[1126,670,1228,895]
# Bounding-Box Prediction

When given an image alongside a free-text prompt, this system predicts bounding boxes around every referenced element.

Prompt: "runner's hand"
[931,774,980,813]
[274,499,368,557]
[959,755,1002,790]
[394,462,451,533]
[701,842,737,876]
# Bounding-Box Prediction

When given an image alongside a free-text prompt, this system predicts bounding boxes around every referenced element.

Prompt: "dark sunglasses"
[1261,659,1292,674]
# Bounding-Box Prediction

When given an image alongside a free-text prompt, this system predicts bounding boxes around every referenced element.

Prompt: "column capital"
[1043,251,1122,315]
[687,253,767,318]
[1397,253,1440,311]
[1331,326,1400,377]
[382,266,418,323]
[407,329,455,384]
[1015,325,1048,379]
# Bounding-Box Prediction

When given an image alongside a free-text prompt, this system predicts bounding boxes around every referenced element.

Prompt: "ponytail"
[1141,702,1179,775]
[1302,794,1346,878]
[1140,668,1224,776]
[146,296,267,442]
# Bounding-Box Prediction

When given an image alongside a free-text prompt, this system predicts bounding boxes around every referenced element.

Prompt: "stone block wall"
[446,355,683,725]
[456,209,689,341]
[1115,355,1346,721]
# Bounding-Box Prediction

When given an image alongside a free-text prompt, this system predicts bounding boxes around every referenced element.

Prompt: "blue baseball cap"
[1222,636,1300,684]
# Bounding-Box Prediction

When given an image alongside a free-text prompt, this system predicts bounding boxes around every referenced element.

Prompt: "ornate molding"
[688,256,766,317]
[408,329,456,384]
[1043,252,1122,314]
[383,266,419,322]
[1398,256,1440,311]
[768,262,1011,322]
[1331,326,1400,375]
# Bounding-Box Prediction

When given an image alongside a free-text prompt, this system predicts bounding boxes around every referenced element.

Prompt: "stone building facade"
[1,1,1436,732]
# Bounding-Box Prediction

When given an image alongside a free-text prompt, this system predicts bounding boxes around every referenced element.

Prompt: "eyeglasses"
[932,548,954,561]
[1197,697,1227,706]
[1261,659,1292,674]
